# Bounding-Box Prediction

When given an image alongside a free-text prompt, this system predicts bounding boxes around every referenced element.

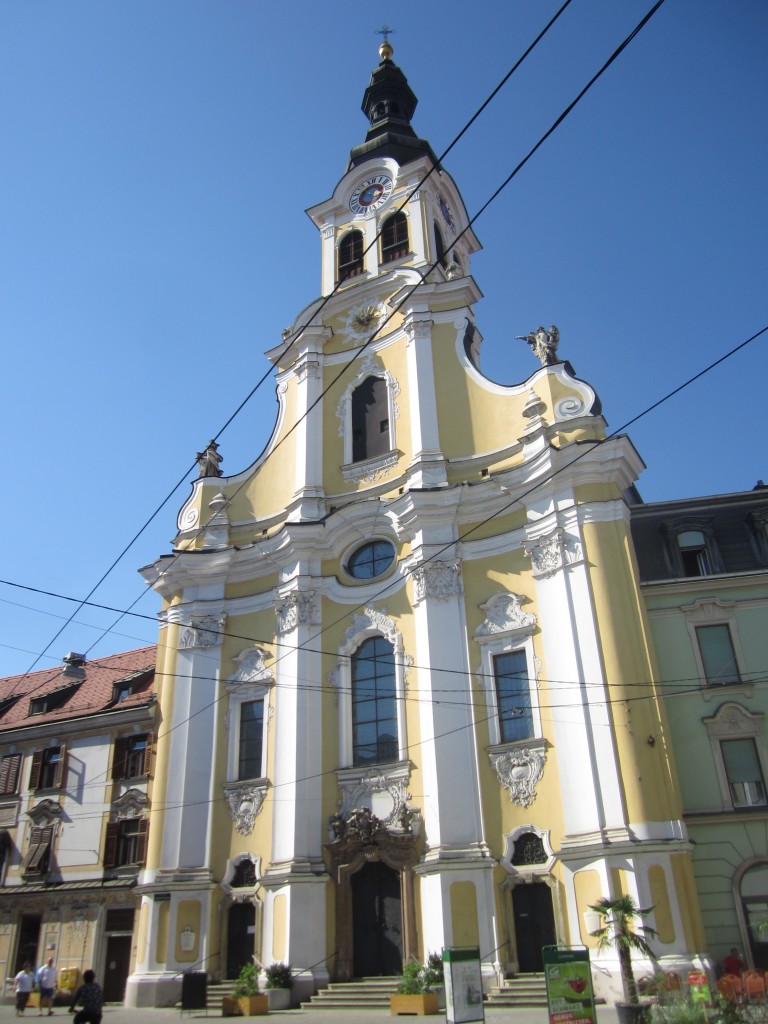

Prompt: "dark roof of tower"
[348,44,439,171]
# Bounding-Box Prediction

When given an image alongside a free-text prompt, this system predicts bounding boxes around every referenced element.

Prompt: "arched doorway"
[351,861,402,976]
[513,883,556,973]
[226,902,255,979]
[739,862,768,968]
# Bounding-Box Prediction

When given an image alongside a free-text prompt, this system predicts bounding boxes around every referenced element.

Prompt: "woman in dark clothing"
[68,971,102,1024]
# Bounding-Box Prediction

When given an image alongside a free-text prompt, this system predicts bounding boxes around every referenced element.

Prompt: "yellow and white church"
[131,42,710,1006]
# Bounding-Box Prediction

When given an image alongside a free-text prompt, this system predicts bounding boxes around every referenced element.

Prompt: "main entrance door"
[513,882,556,973]
[227,903,255,979]
[351,862,403,977]
[103,935,132,1002]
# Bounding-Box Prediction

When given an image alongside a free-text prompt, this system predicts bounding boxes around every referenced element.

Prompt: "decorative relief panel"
[224,782,269,836]
[413,560,462,603]
[275,592,320,634]
[476,592,536,636]
[489,743,546,808]
[28,800,63,826]
[341,450,401,484]
[342,303,386,345]
[112,788,149,819]
[180,615,226,650]
[228,647,274,687]
[525,528,583,579]
[336,765,412,828]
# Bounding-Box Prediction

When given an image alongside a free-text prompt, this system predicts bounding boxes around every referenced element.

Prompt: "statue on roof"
[196,440,223,478]
[517,325,560,366]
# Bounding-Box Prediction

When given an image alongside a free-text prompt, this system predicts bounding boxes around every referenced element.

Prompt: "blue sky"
[1,0,766,676]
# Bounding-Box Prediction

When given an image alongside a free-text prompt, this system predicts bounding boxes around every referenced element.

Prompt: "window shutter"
[142,737,153,777]
[0,754,20,795]
[136,818,149,865]
[103,822,120,869]
[29,750,43,791]
[53,746,67,789]
[112,737,129,780]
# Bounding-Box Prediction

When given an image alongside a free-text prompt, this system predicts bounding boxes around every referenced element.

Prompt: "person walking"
[14,964,35,1017]
[37,958,56,1016]
[67,971,102,1024]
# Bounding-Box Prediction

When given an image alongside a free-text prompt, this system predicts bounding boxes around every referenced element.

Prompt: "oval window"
[345,540,396,580]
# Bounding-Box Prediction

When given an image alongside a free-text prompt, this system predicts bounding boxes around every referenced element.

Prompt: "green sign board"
[543,946,597,1024]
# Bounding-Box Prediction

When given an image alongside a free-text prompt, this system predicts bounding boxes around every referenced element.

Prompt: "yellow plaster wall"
[574,870,603,949]
[272,895,287,961]
[581,518,683,825]
[450,882,480,947]
[174,901,201,963]
[648,866,675,944]
[146,626,180,871]
[671,854,707,949]
[138,902,149,965]
[155,902,169,965]
[0,924,12,986]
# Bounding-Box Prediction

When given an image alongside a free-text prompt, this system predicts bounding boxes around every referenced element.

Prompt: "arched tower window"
[434,223,447,268]
[351,375,390,462]
[381,212,409,264]
[338,230,364,282]
[352,636,398,767]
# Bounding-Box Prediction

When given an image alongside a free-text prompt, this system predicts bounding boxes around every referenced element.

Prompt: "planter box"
[238,994,269,1016]
[266,988,291,1010]
[222,996,241,1016]
[390,993,440,1016]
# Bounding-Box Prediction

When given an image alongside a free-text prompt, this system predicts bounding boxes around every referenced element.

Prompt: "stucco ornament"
[275,591,320,634]
[344,607,399,650]
[490,747,546,808]
[180,615,226,649]
[344,302,386,344]
[476,592,536,636]
[413,560,463,603]
[229,646,273,686]
[112,788,149,819]
[346,806,383,843]
[225,783,268,836]
[27,800,63,825]
[516,325,560,366]
[338,767,411,828]
[525,528,583,579]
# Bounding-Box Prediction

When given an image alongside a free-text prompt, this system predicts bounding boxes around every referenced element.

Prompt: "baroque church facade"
[129,43,711,1005]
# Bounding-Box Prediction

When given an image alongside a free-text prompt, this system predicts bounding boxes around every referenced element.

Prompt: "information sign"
[543,946,596,1024]
[443,948,485,1024]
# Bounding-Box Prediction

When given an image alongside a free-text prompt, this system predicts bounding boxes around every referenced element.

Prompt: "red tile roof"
[0,647,157,732]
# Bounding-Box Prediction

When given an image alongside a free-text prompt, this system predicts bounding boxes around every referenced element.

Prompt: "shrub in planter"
[391,960,440,1016]
[233,963,268,1016]
[265,963,293,990]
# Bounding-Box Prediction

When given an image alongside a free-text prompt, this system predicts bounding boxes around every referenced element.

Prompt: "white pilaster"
[404,312,447,487]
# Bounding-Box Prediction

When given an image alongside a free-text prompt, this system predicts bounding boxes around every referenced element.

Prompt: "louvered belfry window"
[351,376,389,463]
[381,212,408,263]
[338,230,364,282]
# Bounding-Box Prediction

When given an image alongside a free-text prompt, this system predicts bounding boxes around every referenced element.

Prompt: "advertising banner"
[543,946,596,1024]
[443,948,485,1024]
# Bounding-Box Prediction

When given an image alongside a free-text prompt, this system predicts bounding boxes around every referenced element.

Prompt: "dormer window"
[678,530,712,576]
[29,684,78,717]
[338,230,364,282]
[381,212,408,264]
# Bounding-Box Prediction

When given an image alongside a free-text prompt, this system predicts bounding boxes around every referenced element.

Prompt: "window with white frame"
[696,624,742,686]
[704,702,768,811]
[336,355,400,474]
[225,647,273,783]
[474,592,539,749]
[663,520,721,577]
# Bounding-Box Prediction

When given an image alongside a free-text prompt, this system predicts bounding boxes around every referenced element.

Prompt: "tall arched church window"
[434,223,447,268]
[352,636,398,767]
[351,375,390,462]
[381,212,409,264]
[338,230,364,282]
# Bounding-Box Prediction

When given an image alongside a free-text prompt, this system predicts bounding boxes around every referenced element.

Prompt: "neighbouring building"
[129,41,712,1007]
[631,483,768,969]
[0,647,156,1001]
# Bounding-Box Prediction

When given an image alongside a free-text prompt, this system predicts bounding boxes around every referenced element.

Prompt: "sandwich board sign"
[543,946,597,1024]
[443,947,485,1024]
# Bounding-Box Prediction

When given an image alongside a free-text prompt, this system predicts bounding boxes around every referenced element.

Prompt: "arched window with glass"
[351,375,390,462]
[381,212,409,264]
[352,636,398,766]
[338,230,364,282]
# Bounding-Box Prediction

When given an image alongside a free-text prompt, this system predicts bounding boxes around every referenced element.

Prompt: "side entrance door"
[227,903,256,979]
[513,882,557,973]
[351,862,403,977]
[103,935,132,1002]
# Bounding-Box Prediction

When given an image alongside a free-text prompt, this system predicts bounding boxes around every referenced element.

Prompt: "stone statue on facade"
[196,440,223,478]
[516,325,560,366]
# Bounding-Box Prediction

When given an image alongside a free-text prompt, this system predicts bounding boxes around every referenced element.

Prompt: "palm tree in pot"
[590,895,657,1024]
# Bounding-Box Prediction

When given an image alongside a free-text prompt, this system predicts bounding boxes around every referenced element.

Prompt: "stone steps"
[301,977,401,1010]
[486,973,548,1007]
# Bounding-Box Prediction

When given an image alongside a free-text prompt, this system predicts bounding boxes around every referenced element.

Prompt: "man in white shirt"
[37,958,56,1016]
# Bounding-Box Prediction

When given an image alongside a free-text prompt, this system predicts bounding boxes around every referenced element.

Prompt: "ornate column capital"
[179,614,226,649]
[525,528,583,579]
[275,591,320,634]
[412,559,463,604]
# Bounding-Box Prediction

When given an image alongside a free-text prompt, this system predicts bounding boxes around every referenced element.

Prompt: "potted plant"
[264,962,293,1010]
[590,895,657,1024]
[423,952,445,1010]
[390,960,440,1016]
[233,962,268,1016]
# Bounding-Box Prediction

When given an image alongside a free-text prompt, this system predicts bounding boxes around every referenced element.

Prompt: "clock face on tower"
[349,174,394,215]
